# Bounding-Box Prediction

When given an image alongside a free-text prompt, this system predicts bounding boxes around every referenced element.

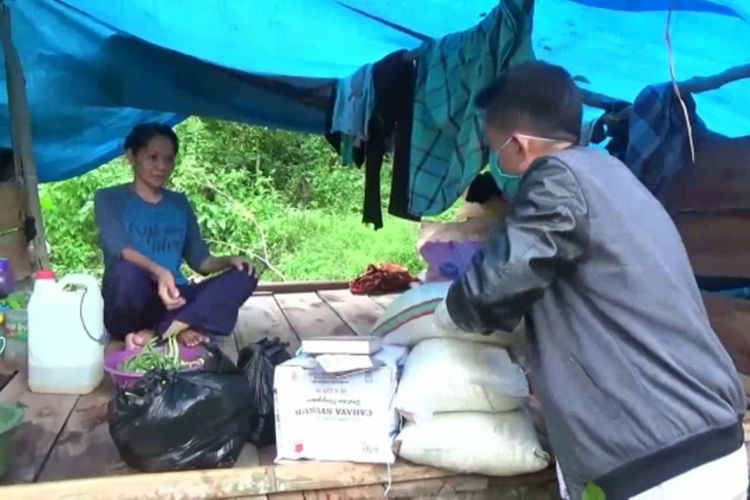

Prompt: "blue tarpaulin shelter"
[1,0,749,182]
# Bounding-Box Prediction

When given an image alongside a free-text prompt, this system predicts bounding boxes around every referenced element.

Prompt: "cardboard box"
[274,345,407,464]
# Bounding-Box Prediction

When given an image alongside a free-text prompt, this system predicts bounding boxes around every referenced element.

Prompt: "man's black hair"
[475,61,582,142]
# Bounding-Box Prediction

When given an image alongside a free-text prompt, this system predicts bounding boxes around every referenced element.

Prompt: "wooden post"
[0,1,50,270]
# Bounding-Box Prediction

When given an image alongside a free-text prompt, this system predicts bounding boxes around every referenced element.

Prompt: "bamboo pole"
[0,1,50,270]
[0,461,554,500]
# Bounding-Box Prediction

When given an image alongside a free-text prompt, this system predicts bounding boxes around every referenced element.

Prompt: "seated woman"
[94,123,257,350]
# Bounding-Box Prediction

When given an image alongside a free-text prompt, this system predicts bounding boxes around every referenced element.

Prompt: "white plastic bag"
[395,411,550,476]
[394,338,529,420]
[369,283,522,347]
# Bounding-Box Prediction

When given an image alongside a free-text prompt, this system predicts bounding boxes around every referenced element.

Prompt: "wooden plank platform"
[0,291,558,499]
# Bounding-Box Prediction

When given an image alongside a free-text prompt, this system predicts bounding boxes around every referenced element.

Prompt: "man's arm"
[444,157,591,333]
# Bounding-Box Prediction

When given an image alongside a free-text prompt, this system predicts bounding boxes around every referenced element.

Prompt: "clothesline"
[330,3,748,226]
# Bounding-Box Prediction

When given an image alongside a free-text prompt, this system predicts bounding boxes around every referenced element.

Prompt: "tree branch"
[679,63,750,95]
[579,62,750,112]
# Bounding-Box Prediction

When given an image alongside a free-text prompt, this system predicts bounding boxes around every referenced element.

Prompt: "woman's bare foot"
[176,329,209,348]
[125,329,156,350]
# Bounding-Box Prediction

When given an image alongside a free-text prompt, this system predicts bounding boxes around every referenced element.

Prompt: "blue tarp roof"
[2,0,749,182]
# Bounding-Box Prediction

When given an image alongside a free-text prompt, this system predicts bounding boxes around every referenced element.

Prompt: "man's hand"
[156,268,186,311]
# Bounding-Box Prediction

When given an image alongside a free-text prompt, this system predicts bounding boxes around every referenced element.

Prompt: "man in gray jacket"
[436,61,747,499]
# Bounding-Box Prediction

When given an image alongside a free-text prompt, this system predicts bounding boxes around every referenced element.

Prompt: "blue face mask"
[489,153,522,201]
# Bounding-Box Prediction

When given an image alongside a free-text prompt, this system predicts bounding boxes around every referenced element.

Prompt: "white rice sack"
[395,412,550,476]
[394,338,529,420]
[369,282,522,347]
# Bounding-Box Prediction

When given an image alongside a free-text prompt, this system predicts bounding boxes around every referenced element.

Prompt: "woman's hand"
[155,268,186,310]
[197,255,258,277]
[227,256,256,276]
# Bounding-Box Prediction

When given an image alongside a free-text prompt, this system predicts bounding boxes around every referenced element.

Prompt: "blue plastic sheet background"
[1,0,748,181]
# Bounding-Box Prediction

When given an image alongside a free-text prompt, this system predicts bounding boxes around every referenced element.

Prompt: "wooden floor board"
[317,290,384,336]
[304,484,385,499]
[235,444,268,500]
[216,332,240,365]
[0,373,79,484]
[274,293,354,340]
[37,379,127,482]
[259,445,305,500]
[0,371,15,392]
[385,475,489,498]
[235,295,301,354]
[369,294,398,309]
[236,444,262,468]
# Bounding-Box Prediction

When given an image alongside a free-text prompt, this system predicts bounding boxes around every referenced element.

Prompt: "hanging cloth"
[408,0,534,217]
[620,83,707,203]
[330,63,375,146]
[324,50,417,229]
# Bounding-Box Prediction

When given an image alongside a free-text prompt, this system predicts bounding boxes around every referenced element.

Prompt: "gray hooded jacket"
[446,147,745,500]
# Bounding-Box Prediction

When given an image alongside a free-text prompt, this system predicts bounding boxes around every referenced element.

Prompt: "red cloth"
[350,263,416,295]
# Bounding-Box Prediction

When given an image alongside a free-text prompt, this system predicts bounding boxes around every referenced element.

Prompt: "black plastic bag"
[108,347,253,472]
[237,337,292,446]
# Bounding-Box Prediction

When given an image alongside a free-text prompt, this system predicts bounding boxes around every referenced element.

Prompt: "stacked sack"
[370,282,550,476]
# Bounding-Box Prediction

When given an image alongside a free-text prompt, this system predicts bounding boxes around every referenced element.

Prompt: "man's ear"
[513,134,532,156]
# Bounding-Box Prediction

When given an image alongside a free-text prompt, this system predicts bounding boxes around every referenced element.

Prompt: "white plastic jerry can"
[28,271,106,394]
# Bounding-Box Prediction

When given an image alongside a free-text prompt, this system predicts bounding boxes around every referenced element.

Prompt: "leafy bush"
[41,117,433,281]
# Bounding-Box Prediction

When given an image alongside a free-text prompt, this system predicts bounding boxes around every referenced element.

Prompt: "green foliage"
[40,117,429,281]
[0,292,29,310]
[40,158,130,274]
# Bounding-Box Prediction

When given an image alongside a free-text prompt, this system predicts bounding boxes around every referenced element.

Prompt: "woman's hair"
[124,123,179,155]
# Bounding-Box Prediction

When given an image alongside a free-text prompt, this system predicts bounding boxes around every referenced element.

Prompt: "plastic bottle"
[28,270,105,394]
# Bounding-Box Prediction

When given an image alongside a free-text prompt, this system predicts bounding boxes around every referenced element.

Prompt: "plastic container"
[0,259,13,297]
[0,403,24,479]
[104,345,205,389]
[28,271,106,395]
[420,241,483,282]
[4,307,28,370]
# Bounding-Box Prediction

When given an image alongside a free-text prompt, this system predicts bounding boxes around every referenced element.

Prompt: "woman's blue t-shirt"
[94,185,210,285]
